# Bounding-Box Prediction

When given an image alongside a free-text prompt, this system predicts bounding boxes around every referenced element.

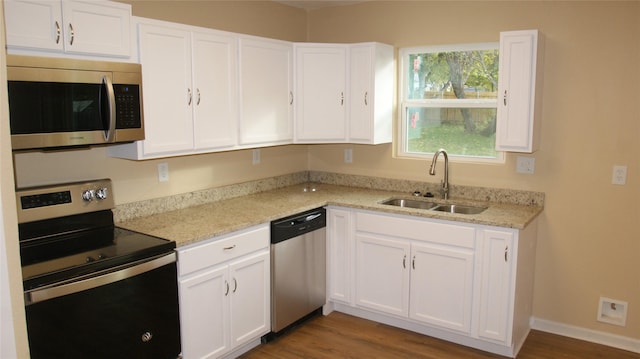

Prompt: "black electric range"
[16,179,175,291]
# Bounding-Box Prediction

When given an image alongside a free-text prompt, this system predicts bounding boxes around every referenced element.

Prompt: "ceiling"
[274,0,367,10]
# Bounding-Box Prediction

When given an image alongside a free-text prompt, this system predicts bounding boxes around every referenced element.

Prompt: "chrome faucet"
[429,149,449,200]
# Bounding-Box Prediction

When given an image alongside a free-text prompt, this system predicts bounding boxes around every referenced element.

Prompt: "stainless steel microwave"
[6,55,145,150]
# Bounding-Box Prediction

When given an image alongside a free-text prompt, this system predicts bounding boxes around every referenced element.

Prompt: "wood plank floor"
[240,312,640,359]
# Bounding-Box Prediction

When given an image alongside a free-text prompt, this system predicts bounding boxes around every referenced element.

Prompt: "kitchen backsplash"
[114,171,544,223]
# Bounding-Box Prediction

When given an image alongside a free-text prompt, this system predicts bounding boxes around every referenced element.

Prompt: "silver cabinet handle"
[68,23,74,46]
[289,91,293,105]
[187,88,192,105]
[196,88,201,105]
[223,245,236,251]
[402,255,406,269]
[504,246,509,262]
[503,90,507,106]
[364,91,368,106]
[224,280,229,296]
[340,92,344,105]
[232,278,238,293]
[412,255,415,270]
[55,21,61,44]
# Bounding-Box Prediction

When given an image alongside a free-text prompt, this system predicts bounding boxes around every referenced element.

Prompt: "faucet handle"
[413,190,421,197]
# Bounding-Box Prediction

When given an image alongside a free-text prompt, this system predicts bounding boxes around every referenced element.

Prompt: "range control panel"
[15,179,114,224]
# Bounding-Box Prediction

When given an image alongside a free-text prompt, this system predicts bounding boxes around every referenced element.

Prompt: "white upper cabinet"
[192,31,238,150]
[4,0,131,58]
[349,43,394,144]
[496,29,544,153]
[238,37,293,147]
[137,22,194,155]
[294,42,394,144]
[108,18,238,159]
[294,43,348,142]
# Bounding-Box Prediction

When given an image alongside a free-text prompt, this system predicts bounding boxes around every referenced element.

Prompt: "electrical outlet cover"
[516,156,535,174]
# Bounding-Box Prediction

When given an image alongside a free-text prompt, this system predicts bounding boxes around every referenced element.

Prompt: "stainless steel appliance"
[267,207,326,338]
[6,55,145,150]
[16,179,181,359]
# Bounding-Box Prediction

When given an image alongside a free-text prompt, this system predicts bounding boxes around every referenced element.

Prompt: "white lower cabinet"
[355,233,410,317]
[177,224,270,359]
[354,211,475,334]
[409,241,474,334]
[326,207,537,358]
[327,207,353,304]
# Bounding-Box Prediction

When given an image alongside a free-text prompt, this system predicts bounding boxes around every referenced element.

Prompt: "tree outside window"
[400,43,503,162]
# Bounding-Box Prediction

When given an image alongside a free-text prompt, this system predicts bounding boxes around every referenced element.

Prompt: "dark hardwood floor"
[240,312,640,359]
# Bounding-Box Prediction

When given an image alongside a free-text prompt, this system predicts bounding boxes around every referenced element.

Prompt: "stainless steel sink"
[380,198,487,215]
[432,204,487,215]
[380,198,438,210]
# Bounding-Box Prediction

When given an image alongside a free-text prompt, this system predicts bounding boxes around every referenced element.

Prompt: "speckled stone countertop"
[115,177,543,248]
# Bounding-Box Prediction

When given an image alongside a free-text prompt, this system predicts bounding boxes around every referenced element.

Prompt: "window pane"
[407,50,499,101]
[406,106,498,158]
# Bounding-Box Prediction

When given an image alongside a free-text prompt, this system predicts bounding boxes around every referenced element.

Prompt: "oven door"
[24,253,181,359]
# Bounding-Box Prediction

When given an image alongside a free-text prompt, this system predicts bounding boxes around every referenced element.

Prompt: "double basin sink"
[381,198,487,215]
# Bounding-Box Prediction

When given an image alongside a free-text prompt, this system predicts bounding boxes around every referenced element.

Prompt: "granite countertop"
[116,182,543,248]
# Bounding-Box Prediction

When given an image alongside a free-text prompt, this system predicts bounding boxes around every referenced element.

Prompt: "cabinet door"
[349,43,393,144]
[192,31,238,150]
[228,250,270,349]
[496,30,541,153]
[327,208,353,304]
[4,0,63,51]
[409,243,474,334]
[295,44,347,142]
[355,233,409,317]
[178,265,229,359]
[478,229,514,343]
[61,1,131,57]
[138,23,194,155]
[239,38,293,146]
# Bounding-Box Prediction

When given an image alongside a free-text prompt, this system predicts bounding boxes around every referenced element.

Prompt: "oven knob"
[82,190,95,202]
[95,187,108,200]
[141,331,153,342]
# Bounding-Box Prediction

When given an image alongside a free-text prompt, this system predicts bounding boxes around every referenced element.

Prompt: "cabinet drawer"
[177,224,269,276]
[356,212,475,248]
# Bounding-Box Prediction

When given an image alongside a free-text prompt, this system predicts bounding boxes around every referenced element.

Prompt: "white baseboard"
[530,317,640,354]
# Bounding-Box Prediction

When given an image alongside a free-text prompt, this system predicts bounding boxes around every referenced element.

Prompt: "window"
[398,43,503,162]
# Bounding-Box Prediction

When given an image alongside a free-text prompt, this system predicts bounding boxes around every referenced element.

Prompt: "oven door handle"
[25,252,176,305]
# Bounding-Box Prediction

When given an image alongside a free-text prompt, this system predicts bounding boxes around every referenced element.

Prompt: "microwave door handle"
[102,75,116,142]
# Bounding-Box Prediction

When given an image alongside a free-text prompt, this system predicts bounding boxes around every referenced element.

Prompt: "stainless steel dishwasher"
[267,207,326,338]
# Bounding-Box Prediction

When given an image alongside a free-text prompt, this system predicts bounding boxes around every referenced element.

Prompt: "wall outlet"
[597,297,628,326]
[157,162,169,182]
[516,156,535,174]
[611,165,627,185]
[344,148,353,163]
[252,149,261,165]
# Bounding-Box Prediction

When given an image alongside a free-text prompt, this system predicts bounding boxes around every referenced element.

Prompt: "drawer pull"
[223,245,236,251]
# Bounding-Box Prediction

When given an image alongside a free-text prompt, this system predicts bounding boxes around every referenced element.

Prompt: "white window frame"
[397,42,505,164]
